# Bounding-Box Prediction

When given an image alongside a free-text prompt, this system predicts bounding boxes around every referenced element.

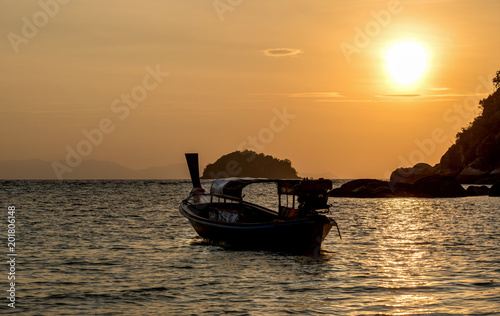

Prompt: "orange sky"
[1,0,499,178]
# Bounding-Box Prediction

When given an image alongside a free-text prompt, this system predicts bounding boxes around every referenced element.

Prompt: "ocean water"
[0,180,499,315]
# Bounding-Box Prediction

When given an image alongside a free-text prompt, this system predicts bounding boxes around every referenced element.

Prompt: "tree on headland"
[453,72,500,148]
[337,71,500,196]
[436,71,500,182]
[493,70,500,89]
[391,71,500,185]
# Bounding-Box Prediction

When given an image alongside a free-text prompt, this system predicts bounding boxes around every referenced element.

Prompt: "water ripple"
[1,180,499,315]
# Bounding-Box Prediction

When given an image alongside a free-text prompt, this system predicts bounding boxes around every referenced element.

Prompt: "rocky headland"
[331,71,500,198]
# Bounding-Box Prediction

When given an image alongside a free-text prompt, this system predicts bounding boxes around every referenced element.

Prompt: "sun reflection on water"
[325,195,500,314]
[368,199,440,313]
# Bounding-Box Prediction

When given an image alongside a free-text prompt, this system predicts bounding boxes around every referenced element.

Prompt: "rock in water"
[465,185,490,196]
[413,175,466,198]
[329,179,393,198]
[489,183,500,197]
[390,163,439,189]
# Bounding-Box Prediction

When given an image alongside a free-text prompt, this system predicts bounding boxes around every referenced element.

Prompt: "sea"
[0,179,499,315]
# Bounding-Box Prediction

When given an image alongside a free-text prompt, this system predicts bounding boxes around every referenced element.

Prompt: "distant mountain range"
[0,159,190,180]
[0,158,339,180]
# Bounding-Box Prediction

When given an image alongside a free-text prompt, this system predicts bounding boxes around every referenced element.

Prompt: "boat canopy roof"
[210,177,301,200]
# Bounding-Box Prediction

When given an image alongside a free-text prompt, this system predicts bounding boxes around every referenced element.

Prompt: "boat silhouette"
[179,153,341,254]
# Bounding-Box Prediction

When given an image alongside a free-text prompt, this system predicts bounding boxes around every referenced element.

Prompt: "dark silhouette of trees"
[446,71,500,174]
[494,70,500,89]
[202,150,300,179]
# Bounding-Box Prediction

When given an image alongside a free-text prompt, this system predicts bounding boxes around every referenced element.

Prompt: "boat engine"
[295,178,332,215]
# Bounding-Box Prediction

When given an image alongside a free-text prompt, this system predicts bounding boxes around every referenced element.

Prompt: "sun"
[385,41,429,86]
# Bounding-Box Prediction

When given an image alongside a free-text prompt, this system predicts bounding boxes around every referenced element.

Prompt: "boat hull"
[179,201,334,254]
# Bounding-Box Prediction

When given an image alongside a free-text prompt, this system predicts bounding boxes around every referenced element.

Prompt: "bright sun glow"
[386,41,429,86]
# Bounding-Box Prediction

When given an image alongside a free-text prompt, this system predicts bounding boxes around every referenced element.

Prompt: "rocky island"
[201,150,300,179]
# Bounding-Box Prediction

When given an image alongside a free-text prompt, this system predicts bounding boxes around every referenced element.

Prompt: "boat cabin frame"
[205,177,331,219]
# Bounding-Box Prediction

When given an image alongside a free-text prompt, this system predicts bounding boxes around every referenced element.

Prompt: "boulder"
[465,185,490,196]
[489,183,500,197]
[392,182,424,197]
[473,175,500,184]
[329,179,393,198]
[490,161,500,176]
[476,135,495,157]
[330,177,469,198]
[390,163,439,188]
[456,157,491,183]
[481,162,500,184]
[412,175,467,198]
[440,144,466,175]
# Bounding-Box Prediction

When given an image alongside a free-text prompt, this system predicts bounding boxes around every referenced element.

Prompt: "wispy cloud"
[263,48,303,57]
[288,92,344,98]
[378,94,421,98]
[424,87,490,98]
[314,99,380,103]
[425,92,490,98]
[374,89,491,102]
[248,88,490,104]
[428,87,450,91]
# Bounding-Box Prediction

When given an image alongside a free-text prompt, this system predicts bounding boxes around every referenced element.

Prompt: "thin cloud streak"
[288,92,344,98]
[263,48,303,57]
